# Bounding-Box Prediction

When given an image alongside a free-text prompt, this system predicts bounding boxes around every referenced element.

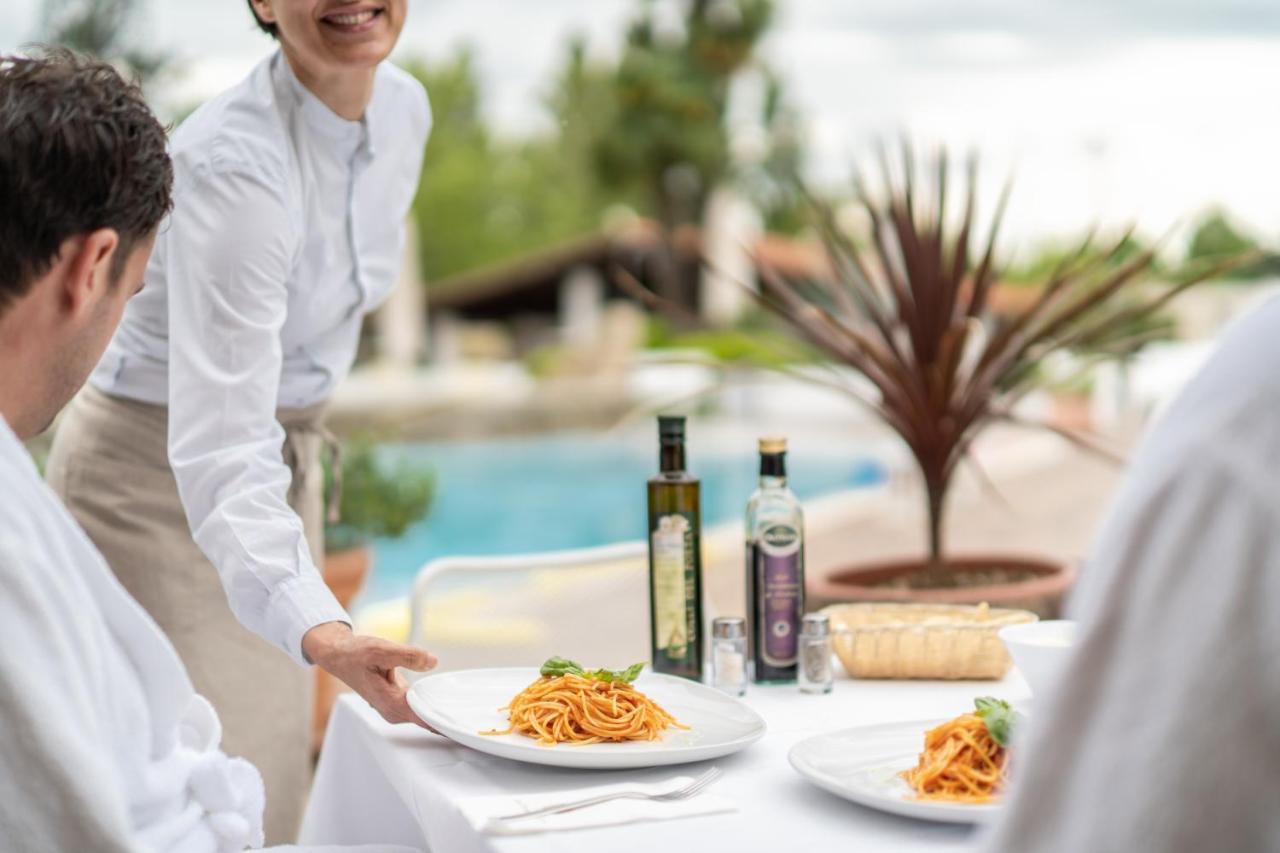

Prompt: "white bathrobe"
[981,297,1280,851]
[0,415,265,852]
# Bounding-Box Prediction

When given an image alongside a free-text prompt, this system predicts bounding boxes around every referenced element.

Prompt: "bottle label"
[652,512,695,660]
[759,523,802,667]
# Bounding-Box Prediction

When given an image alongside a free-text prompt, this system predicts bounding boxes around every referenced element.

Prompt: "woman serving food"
[46,0,435,842]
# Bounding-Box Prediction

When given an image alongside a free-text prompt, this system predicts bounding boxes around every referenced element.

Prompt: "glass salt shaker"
[711,617,747,696]
[798,613,834,694]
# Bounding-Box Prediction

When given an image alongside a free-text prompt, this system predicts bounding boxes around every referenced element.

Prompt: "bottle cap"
[658,415,686,439]
[712,617,746,639]
[758,436,787,455]
[800,613,830,637]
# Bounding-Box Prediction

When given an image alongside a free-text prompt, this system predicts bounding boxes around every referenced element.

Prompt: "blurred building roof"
[427,221,828,318]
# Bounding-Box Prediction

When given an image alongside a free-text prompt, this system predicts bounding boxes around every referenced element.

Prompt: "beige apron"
[45,384,335,846]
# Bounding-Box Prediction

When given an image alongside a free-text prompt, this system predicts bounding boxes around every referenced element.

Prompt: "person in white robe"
[0,50,418,853]
[981,296,1280,851]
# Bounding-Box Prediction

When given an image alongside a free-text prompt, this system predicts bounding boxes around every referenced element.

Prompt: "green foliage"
[38,0,172,85]
[403,2,804,285]
[324,441,435,552]
[743,70,810,235]
[539,656,646,683]
[1184,210,1280,281]
[593,0,778,226]
[1006,234,1159,285]
[645,313,817,367]
[404,49,619,284]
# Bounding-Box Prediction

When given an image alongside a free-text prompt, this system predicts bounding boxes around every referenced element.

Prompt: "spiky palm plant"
[751,145,1238,584]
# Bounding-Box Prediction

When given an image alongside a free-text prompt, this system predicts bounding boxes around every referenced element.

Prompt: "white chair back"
[407,541,650,672]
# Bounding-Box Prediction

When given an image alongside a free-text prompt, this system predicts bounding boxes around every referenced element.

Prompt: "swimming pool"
[364,432,886,604]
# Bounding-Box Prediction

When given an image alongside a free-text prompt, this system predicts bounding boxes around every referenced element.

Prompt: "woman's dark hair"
[247,0,279,39]
[0,48,173,314]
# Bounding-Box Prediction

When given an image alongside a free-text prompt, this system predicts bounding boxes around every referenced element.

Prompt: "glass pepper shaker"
[711,617,747,696]
[798,613,834,694]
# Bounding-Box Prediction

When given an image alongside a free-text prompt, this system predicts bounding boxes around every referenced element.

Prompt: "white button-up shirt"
[90,51,431,663]
[0,417,265,851]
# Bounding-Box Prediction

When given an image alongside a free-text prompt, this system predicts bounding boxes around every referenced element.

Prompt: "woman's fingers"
[370,639,437,673]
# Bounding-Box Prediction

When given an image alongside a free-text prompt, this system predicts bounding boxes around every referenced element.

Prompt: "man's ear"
[60,228,119,318]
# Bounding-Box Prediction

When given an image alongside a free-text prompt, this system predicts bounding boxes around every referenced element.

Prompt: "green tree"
[747,69,809,235]
[1184,210,1279,281]
[591,0,779,299]
[38,0,171,85]
[404,49,621,284]
[1006,233,1159,285]
[402,1,809,288]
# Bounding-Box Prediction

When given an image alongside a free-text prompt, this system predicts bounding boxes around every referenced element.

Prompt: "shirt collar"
[0,414,38,480]
[272,51,371,153]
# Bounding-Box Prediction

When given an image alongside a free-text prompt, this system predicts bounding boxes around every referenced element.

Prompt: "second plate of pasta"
[788,717,1008,824]
[408,666,767,769]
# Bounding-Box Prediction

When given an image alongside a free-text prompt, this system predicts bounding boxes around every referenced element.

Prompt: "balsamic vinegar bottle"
[746,437,805,683]
[647,415,705,681]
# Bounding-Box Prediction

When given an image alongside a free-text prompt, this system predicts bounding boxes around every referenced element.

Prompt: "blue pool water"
[364,433,886,604]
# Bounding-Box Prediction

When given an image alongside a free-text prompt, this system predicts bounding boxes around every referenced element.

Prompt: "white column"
[700,186,763,327]
[430,310,461,365]
[375,214,427,369]
[559,266,605,348]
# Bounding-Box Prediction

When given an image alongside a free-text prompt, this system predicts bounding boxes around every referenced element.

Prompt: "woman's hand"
[303,621,439,728]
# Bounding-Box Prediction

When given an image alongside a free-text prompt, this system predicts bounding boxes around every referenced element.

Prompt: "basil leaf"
[619,662,646,683]
[575,662,648,683]
[973,696,1017,747]
[540,657,648,683]
[540,657,584,678]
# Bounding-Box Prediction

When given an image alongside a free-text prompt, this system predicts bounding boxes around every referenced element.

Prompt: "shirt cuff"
[267,572,351,666]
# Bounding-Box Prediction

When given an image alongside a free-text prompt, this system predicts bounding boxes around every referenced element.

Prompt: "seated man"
[0,50,420,852]
[982,297,1280,850]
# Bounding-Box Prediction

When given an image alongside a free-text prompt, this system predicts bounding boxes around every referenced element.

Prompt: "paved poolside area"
[378,424,1133,670]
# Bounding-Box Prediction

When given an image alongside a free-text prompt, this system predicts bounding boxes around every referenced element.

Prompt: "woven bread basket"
[824,602,1037,680]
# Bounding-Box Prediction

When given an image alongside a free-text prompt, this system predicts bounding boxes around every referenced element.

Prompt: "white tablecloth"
[300,673,1029,853]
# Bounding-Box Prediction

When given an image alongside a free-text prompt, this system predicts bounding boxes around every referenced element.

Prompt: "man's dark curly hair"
[0,48,173,314]
[247,0,280,39]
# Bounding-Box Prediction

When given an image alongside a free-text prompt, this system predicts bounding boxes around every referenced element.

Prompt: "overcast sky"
[5,0,1280,250]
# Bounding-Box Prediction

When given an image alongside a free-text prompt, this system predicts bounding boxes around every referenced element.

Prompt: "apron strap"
[280,413,343,525]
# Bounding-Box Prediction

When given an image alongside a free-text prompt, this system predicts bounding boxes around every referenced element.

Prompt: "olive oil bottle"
[647,415,704,681]
[745,437,805,683]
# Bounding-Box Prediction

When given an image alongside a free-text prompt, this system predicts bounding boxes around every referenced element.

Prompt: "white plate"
[788,719,1000,824]
[408,667,767,769]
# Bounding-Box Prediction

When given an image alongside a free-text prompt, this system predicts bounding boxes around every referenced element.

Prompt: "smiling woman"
[44,0,433,844]
[247,0,407,118]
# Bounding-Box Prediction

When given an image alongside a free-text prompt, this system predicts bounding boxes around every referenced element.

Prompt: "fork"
[490,767,724,823]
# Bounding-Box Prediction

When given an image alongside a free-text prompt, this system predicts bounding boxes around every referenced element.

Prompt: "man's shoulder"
[0,461,79,575]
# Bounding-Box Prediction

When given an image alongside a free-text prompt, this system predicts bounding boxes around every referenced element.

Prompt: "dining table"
[298,670,1029,853]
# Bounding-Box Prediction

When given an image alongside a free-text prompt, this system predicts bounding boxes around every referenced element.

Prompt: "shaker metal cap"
[800,613,831,637]
[712,616,746,639]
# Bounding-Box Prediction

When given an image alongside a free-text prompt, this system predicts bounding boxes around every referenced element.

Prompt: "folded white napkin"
[456,775,736,836]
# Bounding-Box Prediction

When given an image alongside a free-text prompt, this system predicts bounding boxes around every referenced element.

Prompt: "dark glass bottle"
[746,437,805,683]
[647,415,704,680]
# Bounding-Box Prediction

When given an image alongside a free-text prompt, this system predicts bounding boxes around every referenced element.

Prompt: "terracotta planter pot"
[1051,392,1093,432]
[313,545,372,753]
[810,555,1076,619]
[323,545,373,607]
